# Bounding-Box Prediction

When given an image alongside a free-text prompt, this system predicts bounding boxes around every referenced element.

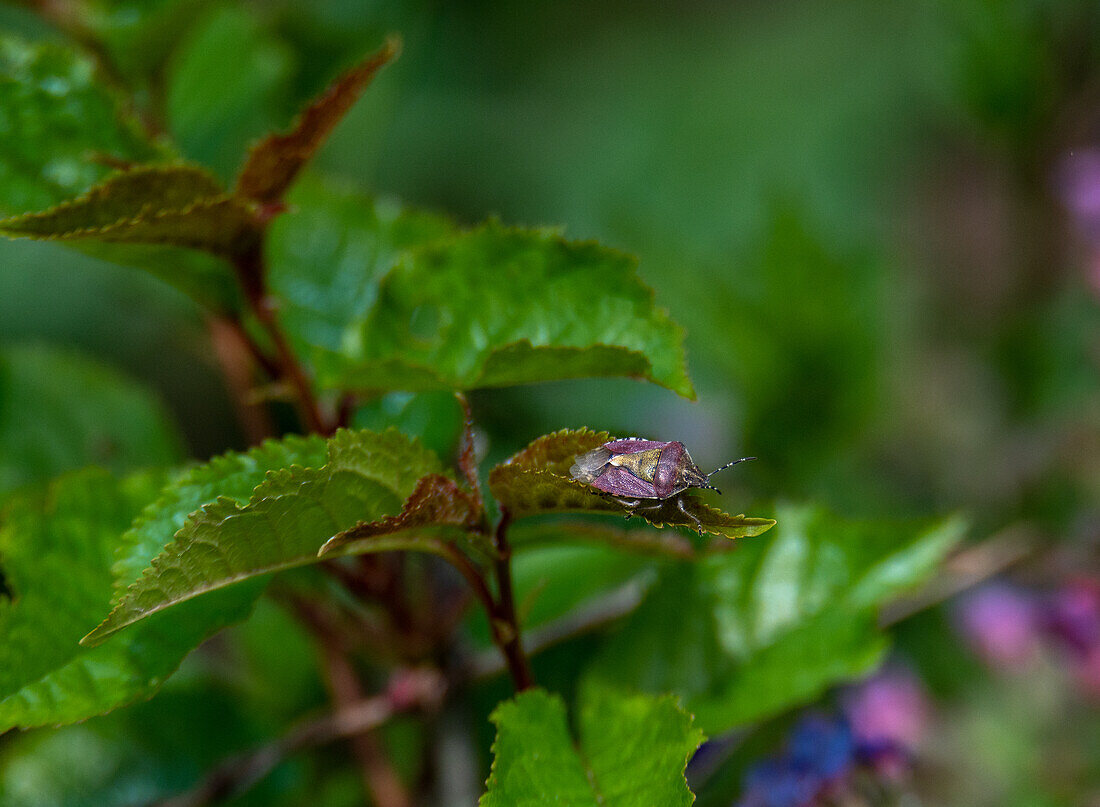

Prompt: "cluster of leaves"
[0,6,967,804]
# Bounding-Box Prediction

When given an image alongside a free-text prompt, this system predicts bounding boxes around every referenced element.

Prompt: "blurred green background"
[2,1,1099,805]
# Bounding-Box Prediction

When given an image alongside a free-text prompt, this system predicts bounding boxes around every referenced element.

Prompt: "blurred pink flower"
[843,667,929,750]
[955,583,1041,668]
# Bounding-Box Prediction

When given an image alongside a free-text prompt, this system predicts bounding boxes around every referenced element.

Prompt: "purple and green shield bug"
[569,437,754,532]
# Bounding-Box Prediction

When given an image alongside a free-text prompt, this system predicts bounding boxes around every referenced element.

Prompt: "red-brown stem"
[434,542,497,618]
[206,317,277,445]
[289,595,411,807]
[318,641,412,807]
[454,392,484,515]
[335,392,358,430]
[490,509,534,691]
[232,245,330,436]
[220,315,282,381]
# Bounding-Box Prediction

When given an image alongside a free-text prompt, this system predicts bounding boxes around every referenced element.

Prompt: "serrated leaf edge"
[337,222,695,398]
[112,432,329,594]
[82,428,445,645]
[481,687,704,805]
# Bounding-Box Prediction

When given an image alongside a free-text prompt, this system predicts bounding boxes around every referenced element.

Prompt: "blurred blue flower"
[787,713,855,780]
[736,671,930,806]
[739,757,822,807]
[738,714,854,807]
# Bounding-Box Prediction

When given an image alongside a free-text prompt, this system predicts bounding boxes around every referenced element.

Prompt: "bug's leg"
[613,497,642,519]
[676,496,704,535]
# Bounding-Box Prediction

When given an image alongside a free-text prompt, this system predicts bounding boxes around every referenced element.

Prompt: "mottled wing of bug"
[589,465,661,498]
[569,446,613,483]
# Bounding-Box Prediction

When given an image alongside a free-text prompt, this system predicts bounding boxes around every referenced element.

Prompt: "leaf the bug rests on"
[235,39,400,204]
[508,521,743,560]
[82,429,488,646]
[489,429,775,539]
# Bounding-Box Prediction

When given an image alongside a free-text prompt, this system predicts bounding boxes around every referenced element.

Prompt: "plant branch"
[469,579,646,680]
[206,316,277,444]
[232,243,330,436]
[429,543,494,619]
[489,508,534,691]
[149,670,445,807]
[287,596,413,807]
[454,392,485,516]
[879,526,1036,627]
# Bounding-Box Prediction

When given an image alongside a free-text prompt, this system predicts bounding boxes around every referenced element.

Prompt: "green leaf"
[481,684,702,807]
[46,0,207,90]
[0,34,163,215]
[489,429,775,539]
[584,504,966,734]
[112,432,330,592]
[0,164,261,259]
[0,35,242,310]
[266,173,457,366]
[0,470,257,730]
[236,40,399,204]
[0,344,182,497]
[318,222,695,396]
[508,520,737,560]
[165,6,295,180]
[82,428,482,645]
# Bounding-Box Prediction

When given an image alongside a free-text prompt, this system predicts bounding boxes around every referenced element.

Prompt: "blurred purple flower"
[1045,579,1100,658]
[955,582,1041,668]
[1058,149,1100,294]
[1058,150,1100,241]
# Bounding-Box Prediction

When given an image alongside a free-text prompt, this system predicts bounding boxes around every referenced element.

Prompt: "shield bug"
[569,437,753,533]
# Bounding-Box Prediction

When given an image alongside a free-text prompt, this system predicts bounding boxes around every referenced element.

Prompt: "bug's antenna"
[707,457,755,478]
